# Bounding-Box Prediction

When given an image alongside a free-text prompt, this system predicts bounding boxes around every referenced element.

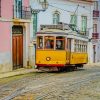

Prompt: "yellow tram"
[36,23,88,71]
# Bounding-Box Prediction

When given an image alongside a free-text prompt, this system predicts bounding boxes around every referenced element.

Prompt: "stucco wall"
[0,22,12,73]
[1,0,13,19]
[0,0,31,73]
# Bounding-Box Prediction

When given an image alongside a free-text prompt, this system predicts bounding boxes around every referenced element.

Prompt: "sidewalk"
[85,62,100,67]
[0,68,38,79]
[0,63,100,79]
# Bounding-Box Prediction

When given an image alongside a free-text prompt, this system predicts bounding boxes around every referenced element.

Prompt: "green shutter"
[33,13,37,36]
[70,15,77,25]
[82,16,87,32]
[53,13,60,24]
[70,15,77,31]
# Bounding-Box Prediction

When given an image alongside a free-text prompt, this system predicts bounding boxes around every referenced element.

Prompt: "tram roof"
[37,23,89,40]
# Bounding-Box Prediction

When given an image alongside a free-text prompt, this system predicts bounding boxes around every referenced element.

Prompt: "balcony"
[13,5,31,19]
[92,33,99,39]
[93,10,99,18]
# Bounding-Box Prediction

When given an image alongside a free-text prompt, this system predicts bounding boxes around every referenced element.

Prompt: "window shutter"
[53,12,60,24]
[33,13,37,36]
[82,16,87,32]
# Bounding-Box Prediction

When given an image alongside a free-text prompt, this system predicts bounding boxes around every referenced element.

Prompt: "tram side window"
[37,36,43,49]
[67,39,71,51]
[56,37,65,50]
[74,40,88,53]
[45,36,54,49]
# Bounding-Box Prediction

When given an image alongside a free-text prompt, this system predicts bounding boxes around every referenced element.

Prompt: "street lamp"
[31,0,49,40]
[31,0,48,13]
[40,0,49,10]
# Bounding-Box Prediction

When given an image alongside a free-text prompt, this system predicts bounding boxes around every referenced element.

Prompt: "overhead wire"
[48,4,91,17]
[49,2,92,13]
[48,3,97,30]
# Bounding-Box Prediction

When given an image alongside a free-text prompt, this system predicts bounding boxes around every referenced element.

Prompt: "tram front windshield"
[37,36,65,50]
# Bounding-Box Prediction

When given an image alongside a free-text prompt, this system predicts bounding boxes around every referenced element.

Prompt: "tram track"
[0,72,57,100]
[35,72,100,100]
[11,71,100,100]
[0,68,100,100]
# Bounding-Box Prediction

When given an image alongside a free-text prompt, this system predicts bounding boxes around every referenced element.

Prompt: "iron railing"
[93,10,99,18]
[13,5,31,19]
[92,33,99,39]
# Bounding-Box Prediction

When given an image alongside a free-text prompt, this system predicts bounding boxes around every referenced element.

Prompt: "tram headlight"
[46,57,51,61]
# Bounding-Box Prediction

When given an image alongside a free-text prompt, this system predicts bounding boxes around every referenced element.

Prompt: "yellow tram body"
[36,50,66,65]
[36,50,88,66]
[36,23,88,71]
[70,52,88,64]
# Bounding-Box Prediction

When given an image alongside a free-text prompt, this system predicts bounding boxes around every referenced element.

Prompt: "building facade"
[92,0,100,63]
[30,0,94,64]
[0,0,31,73]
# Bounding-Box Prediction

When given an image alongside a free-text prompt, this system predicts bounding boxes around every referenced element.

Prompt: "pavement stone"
[0,62,100,79]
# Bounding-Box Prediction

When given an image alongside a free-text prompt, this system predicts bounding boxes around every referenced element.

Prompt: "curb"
[0,68,38,79]
[84,63,100,67]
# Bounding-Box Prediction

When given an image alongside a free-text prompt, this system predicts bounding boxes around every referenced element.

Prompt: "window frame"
[70,14,77,26]
[44,36,55,50]
[81,16,87,32]
[37,36,43,49]
[53,11,60,24]
[94,1,98,10]
[93,24,97,33]
[56,36,65,50]
[33,13,37,36]
[74,39,87,53]
[15,0,22,18]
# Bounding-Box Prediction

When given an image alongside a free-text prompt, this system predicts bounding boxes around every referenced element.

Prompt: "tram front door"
[66,38,71,64]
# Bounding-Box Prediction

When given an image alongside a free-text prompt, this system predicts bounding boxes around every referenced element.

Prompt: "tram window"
[67,38,71,51]
[86,45,87,52]
[56,37,65,50]
[82,45,84,52]
[45,36,54,49]
[37,36,43,49]
[74,44,76,52]
[85,45,87,52]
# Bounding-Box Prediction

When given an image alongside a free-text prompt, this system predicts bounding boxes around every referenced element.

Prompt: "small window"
[81,16,87,32]
[67,38,71,51]
[45,36,54,49]
[53,11,60,24]
[94,1,98,10]
[56,36,65,50]
[93,24,97,33]
[33,13,37,36]
[37,36,43,49]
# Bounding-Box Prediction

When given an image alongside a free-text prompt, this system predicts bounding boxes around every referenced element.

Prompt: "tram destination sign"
[40,24,70,30]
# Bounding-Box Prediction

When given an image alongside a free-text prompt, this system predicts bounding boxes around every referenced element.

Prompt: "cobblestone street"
[0,65,100,100]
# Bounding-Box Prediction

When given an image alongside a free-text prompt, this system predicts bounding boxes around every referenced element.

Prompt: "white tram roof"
[37,23,89,41]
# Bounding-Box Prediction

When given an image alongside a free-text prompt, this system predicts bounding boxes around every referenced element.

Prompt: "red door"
[12,34,23,69]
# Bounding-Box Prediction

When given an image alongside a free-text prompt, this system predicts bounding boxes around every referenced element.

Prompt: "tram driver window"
[56,36,65,50]
[45,36,54,49]
[37,36,43,49]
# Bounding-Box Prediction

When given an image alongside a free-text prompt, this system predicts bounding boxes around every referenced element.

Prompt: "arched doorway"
[12,26,23,69]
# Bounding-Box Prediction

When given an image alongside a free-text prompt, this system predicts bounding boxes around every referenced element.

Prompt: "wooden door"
[12,34,23,69]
